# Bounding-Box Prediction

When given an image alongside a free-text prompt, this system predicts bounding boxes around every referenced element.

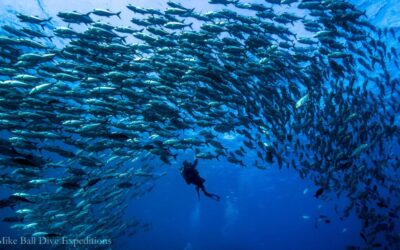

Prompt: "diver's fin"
[211,194,220,201]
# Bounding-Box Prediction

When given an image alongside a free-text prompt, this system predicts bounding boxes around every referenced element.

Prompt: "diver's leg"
[200,186,211,197]
[200,186,220,201]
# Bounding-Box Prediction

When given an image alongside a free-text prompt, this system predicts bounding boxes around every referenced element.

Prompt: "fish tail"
[362,10,367,17]
[117,11,122,19]
[62,135,73,141]
[11,146,19,155]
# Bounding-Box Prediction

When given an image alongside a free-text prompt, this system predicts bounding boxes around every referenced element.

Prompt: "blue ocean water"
[126,164,362,250]
[0,0,399,249]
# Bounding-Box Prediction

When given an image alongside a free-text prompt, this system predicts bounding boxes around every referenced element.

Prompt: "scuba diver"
[180,159,220,201]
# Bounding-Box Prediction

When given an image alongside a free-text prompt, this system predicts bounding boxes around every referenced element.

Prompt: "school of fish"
[0,0,399,249]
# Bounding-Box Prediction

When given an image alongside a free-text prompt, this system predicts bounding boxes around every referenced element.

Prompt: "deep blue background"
[124,160,362,250]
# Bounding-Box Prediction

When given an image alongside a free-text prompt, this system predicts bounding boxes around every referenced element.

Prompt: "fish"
[314,188,324,198]
[164,21,193,30]
[295,94,309,109]
[91,9,122,19]
[351,144,368,157]
[16,13,52,29]
[29,83,53,95]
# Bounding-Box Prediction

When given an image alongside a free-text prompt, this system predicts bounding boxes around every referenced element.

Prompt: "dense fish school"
[0,0,399,249]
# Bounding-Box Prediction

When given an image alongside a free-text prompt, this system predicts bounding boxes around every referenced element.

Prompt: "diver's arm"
[192,158,198,168]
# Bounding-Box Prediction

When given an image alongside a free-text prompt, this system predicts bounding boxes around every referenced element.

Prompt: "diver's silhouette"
[181,159,220,201]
